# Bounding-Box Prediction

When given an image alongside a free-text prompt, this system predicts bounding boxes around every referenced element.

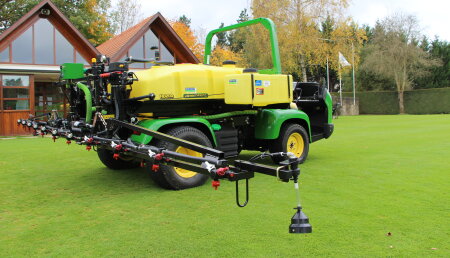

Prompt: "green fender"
[254,109,312,142]
[130,118,217,146]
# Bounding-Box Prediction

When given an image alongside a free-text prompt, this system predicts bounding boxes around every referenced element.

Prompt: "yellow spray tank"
[130,63,293,107]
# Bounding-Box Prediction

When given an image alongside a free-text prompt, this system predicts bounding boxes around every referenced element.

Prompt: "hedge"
[330,87,450,114]
[404,88,450,114]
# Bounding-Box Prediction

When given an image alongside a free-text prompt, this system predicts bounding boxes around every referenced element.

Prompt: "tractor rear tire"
[269,123,309,164]
[97,147,140,170]
[147,126,211,190]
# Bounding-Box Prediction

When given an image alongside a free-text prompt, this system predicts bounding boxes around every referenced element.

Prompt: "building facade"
[0,0,198,136]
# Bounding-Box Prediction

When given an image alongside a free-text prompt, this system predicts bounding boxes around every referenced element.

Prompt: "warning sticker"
[228,79,238,84]
[255,80,262,86]
[185,87,196,93]
[256,88,264,95]
[263,80,271,87]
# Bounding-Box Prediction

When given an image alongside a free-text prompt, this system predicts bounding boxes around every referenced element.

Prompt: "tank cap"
[243,68,258,73]
[223,60,236,65]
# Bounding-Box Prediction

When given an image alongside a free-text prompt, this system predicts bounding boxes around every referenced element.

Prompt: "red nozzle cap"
[66,140,71,145]
[152,164,160,172]
[86,145,92,151]
[113,153,119,160]
[212,180,220,190]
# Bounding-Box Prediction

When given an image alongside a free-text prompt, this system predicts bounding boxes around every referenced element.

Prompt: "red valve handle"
[216,167,229,176]
[155,153,164,161]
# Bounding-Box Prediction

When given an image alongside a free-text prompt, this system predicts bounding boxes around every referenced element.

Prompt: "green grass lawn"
[1,115,449,257]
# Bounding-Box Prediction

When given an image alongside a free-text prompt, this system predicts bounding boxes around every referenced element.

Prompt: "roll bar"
[203,18,281,74]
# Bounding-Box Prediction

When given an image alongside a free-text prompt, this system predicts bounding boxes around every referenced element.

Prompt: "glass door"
[35,82,66,117]
[0,74,33,136]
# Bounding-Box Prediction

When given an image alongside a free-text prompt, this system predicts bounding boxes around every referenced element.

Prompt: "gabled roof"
[97,13,199,64]
[0,0,100,60]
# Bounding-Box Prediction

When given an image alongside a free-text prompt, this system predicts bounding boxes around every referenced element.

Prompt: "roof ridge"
[101,16,153,45]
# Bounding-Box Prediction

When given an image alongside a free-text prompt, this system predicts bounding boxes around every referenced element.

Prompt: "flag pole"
[326,56,330,92]
[339,62,343,106]
[352,42,356,105]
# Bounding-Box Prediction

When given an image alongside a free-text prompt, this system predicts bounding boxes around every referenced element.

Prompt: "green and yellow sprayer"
[17,18,334,233]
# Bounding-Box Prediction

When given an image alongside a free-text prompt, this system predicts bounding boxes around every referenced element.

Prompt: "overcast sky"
[139,0,449,41]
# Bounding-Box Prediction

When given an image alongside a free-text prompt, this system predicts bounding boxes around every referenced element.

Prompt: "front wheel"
[269,123,309,164]
[147,126,211,190]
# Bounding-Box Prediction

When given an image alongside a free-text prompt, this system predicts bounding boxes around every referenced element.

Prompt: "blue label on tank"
[255,80,262,86]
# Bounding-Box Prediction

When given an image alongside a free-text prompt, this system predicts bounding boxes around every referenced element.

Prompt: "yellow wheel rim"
[287,132,304,158]
[174,146,202,178]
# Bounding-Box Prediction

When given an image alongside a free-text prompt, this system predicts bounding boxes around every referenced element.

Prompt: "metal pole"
[326,56,330,92]
[352,42,356,105]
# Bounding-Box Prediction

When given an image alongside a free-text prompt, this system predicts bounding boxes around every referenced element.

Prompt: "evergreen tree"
[178,15,191,27]
[216,23,228,48]
[227,8,249,53]
[415,39,449,88]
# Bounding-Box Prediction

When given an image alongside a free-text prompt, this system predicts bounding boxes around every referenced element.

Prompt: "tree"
[0,0,114,45]
[209,45,247,67]
[170,20,204,61]
[359,13,439,113]
[249,0,360,82]
[82,0,113,45]
[109,0,143,35]
[0,0,34,32]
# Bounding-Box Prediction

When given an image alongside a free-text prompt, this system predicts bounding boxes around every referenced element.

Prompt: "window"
[125,29,175,69]
[34,19,54,64]
[3,18,85,65]
[11,27,32,63]
[129,37,144,68]
[160,42,174,63]
[76,51,89,65]
[0,47,9,62]
[145,29,159,66]
[55,30,74,65]
[1,75,30,111]
[34,82,66,117]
